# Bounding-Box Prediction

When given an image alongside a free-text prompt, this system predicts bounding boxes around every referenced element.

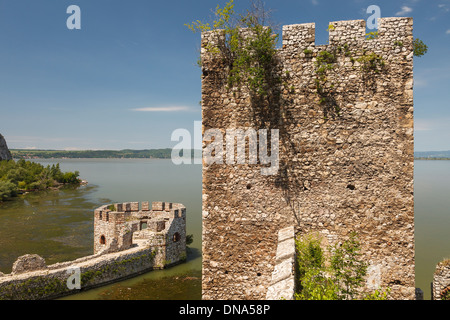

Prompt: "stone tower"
[201,18,415,299]
[93,201,187,267]
[93,204,134,255]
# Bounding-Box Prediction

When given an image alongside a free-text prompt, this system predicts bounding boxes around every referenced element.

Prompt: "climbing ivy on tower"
[313,48,341,120]
[309,26,388,121]
[186,0,280,100]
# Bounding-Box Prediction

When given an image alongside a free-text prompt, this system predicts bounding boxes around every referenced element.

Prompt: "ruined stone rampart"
[432,260,450,300]
[201,17,414,299]
[0,201,187,300]
[0,245,157,300]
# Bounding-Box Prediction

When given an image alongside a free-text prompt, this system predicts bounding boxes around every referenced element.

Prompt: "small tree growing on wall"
[413,38,428,57]
[295,232,390,300]
[186,0,280,101]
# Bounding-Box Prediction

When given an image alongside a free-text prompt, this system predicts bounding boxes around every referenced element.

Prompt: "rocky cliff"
[0,134,12,161]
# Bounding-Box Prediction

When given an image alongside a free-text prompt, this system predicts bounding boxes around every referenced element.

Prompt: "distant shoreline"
[10,149,201,160]
[9,149,450,161]
[414,158,450,160]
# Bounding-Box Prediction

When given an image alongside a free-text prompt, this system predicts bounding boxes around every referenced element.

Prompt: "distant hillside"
[11,149,174,159]
[10,149,202,160]
[415,151,450,159]
[0,134,12,161]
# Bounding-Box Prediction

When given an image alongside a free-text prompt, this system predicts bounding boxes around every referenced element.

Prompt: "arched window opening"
[100,235,106,245]
[173,232,181,242]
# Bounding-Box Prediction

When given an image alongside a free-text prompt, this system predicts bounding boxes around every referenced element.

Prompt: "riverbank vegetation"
[0,159,81,201]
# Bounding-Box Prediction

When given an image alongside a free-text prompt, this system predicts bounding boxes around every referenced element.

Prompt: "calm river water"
[0,159,448,300]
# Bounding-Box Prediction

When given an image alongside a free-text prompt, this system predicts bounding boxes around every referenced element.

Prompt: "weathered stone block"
[12,254,47,275]
[275,238,295,263]
[152,201,164,211]
[141,201,150,211]
[278,226,294,243]
[271,258,294,284]
[130,202,139,212]
[266,278,295,300]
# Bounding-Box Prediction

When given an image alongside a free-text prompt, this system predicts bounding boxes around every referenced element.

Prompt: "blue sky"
[0,0,449,151]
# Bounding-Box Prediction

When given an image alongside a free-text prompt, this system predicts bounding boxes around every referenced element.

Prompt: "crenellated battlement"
[94,200,186,260]
[94,201,186,224]
[282,18,413,50]
[202,17,413,57]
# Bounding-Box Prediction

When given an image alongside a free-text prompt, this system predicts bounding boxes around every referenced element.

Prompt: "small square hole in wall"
[316,21,331,45]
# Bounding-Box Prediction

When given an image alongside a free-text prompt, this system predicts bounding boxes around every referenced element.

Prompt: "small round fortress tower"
[94,201,187,267]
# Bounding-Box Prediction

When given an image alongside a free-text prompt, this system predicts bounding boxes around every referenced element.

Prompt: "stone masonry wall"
[201,17,414,300]
[94,205,133,254]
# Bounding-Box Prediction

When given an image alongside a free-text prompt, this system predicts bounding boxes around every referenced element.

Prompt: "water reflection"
[0,184,105,273]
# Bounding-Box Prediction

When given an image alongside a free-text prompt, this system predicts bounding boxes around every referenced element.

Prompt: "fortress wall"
[94,207,132,254]
[0,245,158,300]
[432,260,450,300]
[165,209,187,266]
[0,201,187,300]
[201,17,414,300]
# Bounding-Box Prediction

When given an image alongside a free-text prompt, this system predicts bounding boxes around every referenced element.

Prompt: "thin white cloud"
[415,118,450,132]
[446,29,450,34]
[132,106,192,112]
[396,6,413,16]
[414,76,427,88]
[311,0,319,5]
[438,4,450,12]
[415,120,432,132]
